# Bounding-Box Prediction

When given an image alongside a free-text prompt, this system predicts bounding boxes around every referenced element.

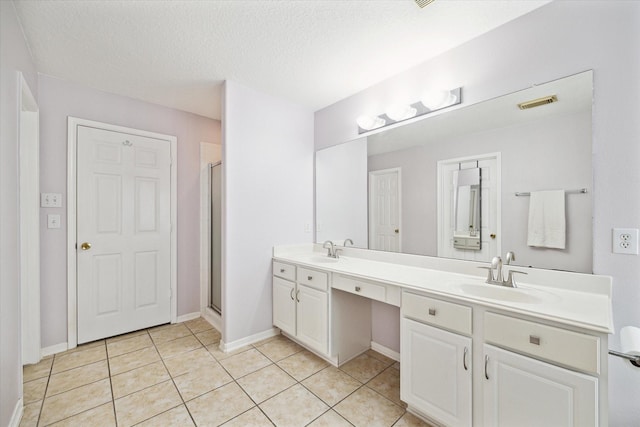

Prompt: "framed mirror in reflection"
[315,70,593,273]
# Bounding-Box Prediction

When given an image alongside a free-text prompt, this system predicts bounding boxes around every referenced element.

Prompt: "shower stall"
[208,161,222,314]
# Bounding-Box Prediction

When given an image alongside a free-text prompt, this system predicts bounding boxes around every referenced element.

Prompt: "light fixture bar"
[357,87,462,134]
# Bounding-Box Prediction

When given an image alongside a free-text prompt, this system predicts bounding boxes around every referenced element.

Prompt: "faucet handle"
[505,270,527,288]
[477,266,493,283]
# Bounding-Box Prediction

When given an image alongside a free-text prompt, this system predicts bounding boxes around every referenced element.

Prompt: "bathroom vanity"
[272,244,612,427]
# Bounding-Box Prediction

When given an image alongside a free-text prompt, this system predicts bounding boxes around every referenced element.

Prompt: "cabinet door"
[401,318,472,427]
[273,277,296,336]
[483,344,598,427]
[296,284,328,354]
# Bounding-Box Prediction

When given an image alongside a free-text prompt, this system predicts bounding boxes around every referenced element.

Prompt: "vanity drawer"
[297,267,328,291]
[484,312,600,374]
[333,274,386,303]
[402,292,472,336]
[273,261,296,281]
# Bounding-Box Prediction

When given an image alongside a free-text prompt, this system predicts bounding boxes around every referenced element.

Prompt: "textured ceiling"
[13,0,549,120]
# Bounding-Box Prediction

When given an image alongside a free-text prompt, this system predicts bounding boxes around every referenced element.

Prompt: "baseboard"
[176,312,201,323]
[8,398,23,427]
[41,342,68,357]
[220,327,280,352]
[202,307,222,331]
[371,341,400,362]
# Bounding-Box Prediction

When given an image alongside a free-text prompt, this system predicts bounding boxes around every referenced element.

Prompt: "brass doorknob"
[490,234,496,239]
[80,242,92,250]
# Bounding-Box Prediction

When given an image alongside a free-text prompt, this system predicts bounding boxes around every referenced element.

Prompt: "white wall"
[0,2,38,425]
[222,80,314,345]
[315,2,640,424]
[38,75,221,348]
[368,110,592,272]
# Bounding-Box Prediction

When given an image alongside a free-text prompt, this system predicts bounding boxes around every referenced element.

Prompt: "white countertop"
[273,245,614,334]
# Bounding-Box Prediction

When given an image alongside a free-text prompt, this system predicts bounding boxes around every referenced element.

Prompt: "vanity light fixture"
[356,115,386,131]
[357,87,462,134]
[518,95,558,110]
[421,89,458,110]
[385,104,417,121]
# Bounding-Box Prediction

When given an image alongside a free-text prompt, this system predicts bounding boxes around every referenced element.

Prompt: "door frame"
[368,167,402,252]
[19,72,41,364]
[66,117,178,349]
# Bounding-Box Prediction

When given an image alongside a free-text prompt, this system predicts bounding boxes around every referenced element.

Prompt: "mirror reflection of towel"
[527,190,566,249]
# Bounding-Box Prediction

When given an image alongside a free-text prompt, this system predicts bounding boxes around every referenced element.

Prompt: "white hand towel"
[527,190,566,249]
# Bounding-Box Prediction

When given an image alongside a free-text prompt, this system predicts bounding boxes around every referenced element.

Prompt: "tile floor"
[21,318,433,427]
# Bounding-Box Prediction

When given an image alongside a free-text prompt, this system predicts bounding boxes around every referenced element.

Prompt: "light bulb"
[385,104,417,121]
[356,115,386,130]
[421,90,457,110]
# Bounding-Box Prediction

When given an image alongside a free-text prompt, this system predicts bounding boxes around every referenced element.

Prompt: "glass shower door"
[209,162,222,314]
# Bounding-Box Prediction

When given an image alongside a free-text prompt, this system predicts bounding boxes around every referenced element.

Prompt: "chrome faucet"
[344,238,354,247]
[480,253,527,288]
[323,240,337,258]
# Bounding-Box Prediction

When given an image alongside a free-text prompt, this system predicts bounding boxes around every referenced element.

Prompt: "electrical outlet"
[612,228,639,254]
[41,193,62,208]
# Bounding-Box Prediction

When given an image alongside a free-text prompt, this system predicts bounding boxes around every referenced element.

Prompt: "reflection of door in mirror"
[369,168,401,252]
[438,153,500,262]
[453,167,481,250]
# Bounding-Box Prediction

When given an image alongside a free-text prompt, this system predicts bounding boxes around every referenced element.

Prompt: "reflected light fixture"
[357,87,462,134]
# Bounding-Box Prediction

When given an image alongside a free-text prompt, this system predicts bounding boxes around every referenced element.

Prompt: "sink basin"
[452,283,553,304]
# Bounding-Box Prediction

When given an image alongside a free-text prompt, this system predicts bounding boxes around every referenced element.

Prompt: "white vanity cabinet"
[272,261,329,355]
[401,292,473,427]
[482,312,599,427]
[483,344,598,427]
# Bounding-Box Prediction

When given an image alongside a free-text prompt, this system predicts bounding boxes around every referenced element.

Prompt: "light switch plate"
[41,193,62,208]
[612,228,639,254]
[47,214,61,229]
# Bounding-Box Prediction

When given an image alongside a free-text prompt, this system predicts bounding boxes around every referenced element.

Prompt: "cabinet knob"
[529,335,541,346]
[355,286,361,292]
[428,308,436,316]
[307,275,312,281]
[280,268,285,273]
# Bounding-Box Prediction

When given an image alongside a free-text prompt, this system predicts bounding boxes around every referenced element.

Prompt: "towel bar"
[608,349,640,367]
[515,188,588,197]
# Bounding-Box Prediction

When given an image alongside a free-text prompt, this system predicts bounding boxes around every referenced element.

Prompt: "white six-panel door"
[369,168,401,252]
[76,125,172,343]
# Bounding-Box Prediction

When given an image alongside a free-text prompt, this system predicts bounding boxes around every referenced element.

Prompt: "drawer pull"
[355,286,361,292]
[296,290,300,303]
[529,335,541,346]
[463,347,469,371]
[428,308,436,316]
[484,355,490,380]
[307,275,313,281]
[290,288,294,300]
[280,268,285,273]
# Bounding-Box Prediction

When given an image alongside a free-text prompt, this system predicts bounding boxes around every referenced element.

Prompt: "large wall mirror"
[316,70,593,273]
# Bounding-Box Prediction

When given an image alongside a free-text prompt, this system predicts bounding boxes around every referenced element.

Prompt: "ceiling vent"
[518,95,558,110]
[414,0,436,8]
